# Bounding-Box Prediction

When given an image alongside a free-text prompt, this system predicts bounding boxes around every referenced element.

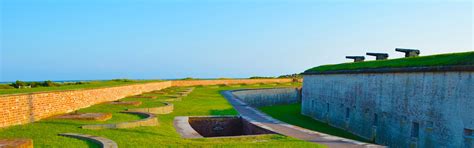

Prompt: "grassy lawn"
[0,83,325,147]
[0,80,163,95]
[305,51,474,73]
[259,104,370,143]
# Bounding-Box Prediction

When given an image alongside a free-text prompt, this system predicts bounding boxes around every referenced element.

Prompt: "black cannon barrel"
[366,52,389,60]
[395,48,420,54]
[366,52,389,56]
[346,56,365,62]
[395,48,420,57]
[345,56,365,59]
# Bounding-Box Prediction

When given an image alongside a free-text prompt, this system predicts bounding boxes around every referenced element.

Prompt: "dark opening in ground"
[188,116,274,137]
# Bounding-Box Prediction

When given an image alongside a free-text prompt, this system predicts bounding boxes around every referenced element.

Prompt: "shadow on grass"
[259,103,372,143]
[112,128,166,137]
[39,120,85,127]
[84,140,101,148]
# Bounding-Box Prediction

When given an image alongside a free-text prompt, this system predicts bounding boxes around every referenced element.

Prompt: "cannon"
[345,56,365,62]
[395,48,420,57]
[366,52,389,60]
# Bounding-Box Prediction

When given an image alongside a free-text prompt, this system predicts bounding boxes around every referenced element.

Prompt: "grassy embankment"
[305,51,474,73]
[0,80,163,95]
[0,83,324,147]
[259,104,371,143]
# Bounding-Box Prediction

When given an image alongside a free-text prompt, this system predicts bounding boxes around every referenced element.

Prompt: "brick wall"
[0,81,172,128]
[0,79,294,128]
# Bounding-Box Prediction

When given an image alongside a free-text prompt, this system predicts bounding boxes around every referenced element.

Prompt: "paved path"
[221,91,383,148]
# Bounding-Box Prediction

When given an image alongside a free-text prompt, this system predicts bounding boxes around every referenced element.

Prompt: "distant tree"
[181,77,195,80]
[0,84,15,89]
[9,80,70,88]
[43,80,60,87]
[278,73,302,79]
[74,81,89,85]
[11,80,27,88]
[217,78,232,80]
[111,79,135,82]
[29,82,43,87]
[249,76,275,79]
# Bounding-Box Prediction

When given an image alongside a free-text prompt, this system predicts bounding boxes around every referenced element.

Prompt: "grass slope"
[305,51,474,73]
[259,104,370,143]
[0,80,163,95]
[0,83,324,147]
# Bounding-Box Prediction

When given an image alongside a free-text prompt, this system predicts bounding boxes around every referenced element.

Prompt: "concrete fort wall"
[0,79,294,128]
[232,88,301,107]
[301,70,474,147]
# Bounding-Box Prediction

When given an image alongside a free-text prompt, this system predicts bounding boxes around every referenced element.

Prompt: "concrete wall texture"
[302,72,474,147]
[232,88,301,107]
[0,79,293,128]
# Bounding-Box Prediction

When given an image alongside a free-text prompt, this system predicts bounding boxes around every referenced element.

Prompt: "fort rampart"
[301,67,474,147]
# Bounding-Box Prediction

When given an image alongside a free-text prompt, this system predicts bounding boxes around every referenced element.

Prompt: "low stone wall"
[59,133,118,148]
[81,111,158,130]
[171,79,293,87]
[127,102,174,114]
[302,70,474,147]
[0,81,172,128]
[0,139,33,148]
[231,88,301,107]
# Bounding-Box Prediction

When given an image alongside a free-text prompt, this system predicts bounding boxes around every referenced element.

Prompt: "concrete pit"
[181,116,275,138]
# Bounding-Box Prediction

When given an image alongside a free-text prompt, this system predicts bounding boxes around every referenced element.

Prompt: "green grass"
[0,82,325,147]
[259,104,370,143]
[0,80,162,95]
[305,51,474,73]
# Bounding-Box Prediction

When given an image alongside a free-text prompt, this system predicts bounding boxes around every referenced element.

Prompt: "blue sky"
[0,0,472,82]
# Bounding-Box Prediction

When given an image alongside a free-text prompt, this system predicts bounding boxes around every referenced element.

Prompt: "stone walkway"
[221,91,383,148]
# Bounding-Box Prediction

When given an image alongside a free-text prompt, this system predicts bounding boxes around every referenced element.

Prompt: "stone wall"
[302,71,474,147]
[127,102,174,114]
[0,79,294,128]
[232,88,301,107]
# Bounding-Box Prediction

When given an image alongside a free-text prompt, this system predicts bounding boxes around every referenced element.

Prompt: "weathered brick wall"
[0,79,295,128]
[0,81,172,128]
[172,79,293,86]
